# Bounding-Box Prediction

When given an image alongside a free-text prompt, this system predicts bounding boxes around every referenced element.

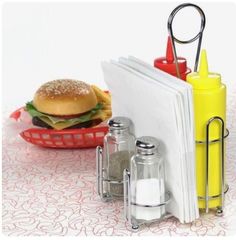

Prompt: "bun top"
[33,79,98,116]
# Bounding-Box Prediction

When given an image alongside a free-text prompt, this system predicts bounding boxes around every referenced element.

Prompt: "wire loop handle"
[196,116,229,216]
[167,3,206,78]
[205,117,225,214]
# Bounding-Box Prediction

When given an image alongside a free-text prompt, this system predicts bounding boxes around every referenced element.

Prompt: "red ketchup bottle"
[154,37,191,80]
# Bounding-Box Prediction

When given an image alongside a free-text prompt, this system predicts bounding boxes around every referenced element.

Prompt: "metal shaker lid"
[136,136,160,154]
[108,117,131,130]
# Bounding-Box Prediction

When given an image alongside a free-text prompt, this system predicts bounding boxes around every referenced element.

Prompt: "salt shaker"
[96,117,135,201]
[123,136,169,229]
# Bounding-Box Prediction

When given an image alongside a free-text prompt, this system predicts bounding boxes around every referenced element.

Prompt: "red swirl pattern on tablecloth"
[2,91,236,236]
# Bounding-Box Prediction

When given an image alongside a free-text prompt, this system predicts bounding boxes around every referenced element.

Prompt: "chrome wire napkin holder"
[96,4,229,232]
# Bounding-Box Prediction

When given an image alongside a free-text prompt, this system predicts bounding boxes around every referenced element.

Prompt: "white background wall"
[2,1,236,112]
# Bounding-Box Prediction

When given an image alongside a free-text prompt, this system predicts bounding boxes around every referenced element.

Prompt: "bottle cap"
[154,36,190,77]
[108,117,131,130]
[136,136,159,155]
[186,49,221,90]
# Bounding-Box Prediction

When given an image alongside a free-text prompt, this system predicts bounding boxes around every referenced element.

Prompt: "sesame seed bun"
[33,79,98,116]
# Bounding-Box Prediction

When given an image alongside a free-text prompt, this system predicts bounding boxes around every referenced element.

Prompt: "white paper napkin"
[101,57,199,223]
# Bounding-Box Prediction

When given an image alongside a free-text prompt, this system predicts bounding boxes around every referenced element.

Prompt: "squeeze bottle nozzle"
[166,36,174,63]
[187,49,221,89]
[199,49,209,77]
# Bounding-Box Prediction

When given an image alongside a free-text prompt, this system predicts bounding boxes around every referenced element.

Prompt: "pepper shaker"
[96,117,135,201]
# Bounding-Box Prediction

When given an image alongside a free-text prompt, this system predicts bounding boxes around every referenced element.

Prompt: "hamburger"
[26,79,111,130]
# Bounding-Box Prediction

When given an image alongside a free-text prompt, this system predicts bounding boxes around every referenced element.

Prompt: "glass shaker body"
[103,117,135,198]
[130,137,165,222]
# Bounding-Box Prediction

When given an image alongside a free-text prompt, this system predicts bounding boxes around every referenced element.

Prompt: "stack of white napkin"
[102,56,199,223]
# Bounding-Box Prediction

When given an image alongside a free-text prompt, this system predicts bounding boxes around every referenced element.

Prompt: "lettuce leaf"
[26,101,103,124]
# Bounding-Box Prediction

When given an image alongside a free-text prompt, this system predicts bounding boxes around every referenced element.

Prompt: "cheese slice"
[38,110,110,130]
[38,116,80,130]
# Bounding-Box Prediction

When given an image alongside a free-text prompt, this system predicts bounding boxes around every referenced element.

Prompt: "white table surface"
[2,89,236,236]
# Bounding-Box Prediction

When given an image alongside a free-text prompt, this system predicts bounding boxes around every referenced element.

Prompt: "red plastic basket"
[10,107,109,149]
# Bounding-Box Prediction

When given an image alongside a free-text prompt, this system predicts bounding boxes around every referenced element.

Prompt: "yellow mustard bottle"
[187,49,226,210]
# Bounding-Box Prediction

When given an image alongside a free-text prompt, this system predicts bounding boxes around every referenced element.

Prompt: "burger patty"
[32,117,93,129]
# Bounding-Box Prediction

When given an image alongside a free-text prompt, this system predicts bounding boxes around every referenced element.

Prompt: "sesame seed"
[36,79,90,97]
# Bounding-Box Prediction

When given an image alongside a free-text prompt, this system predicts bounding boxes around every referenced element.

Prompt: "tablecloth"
[2,91,236,236]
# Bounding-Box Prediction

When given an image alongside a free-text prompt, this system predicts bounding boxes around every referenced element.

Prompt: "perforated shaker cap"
[108,117,131,130]
[136,136,160,154]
